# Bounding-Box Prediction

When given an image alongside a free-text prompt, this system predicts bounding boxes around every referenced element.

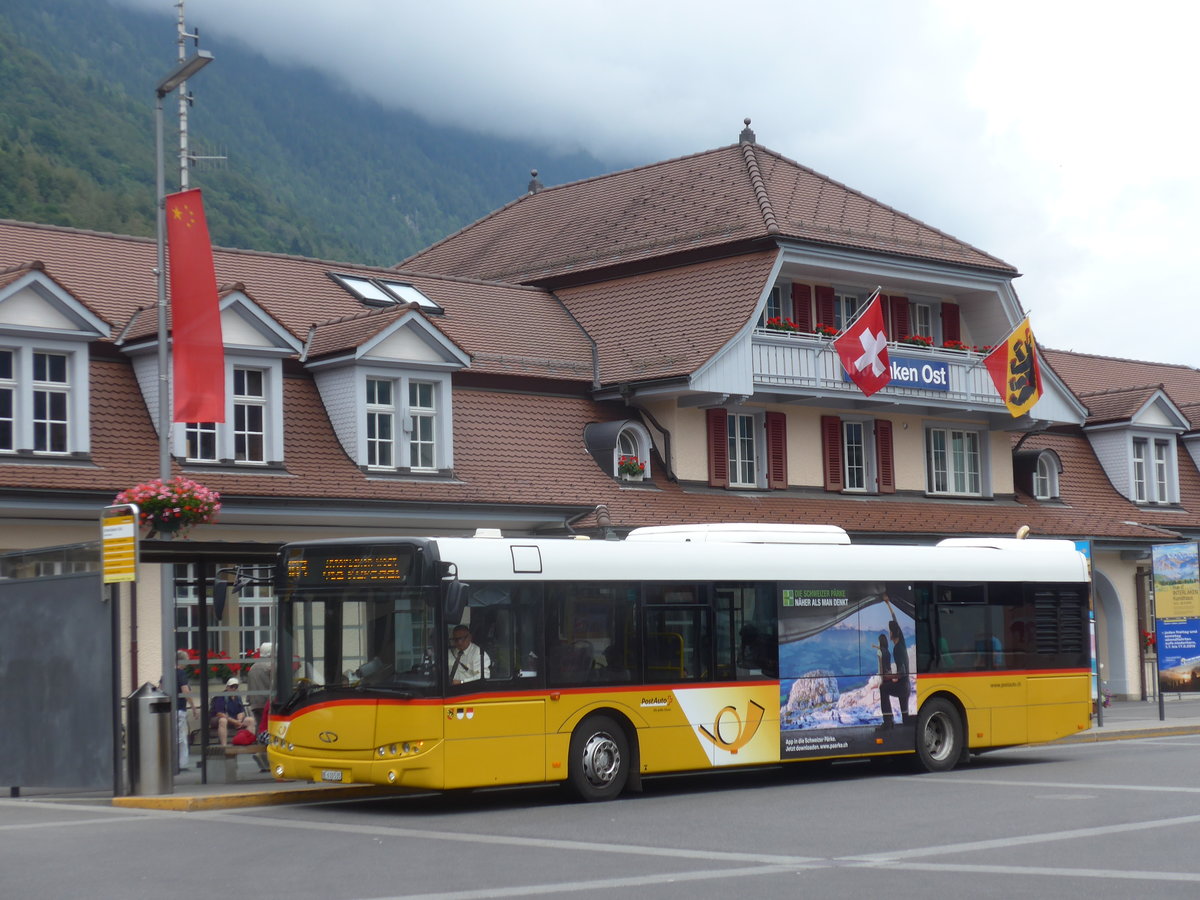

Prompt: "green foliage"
[0,0,610,265]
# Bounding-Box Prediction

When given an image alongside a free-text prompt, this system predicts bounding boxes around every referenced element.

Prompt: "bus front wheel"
[567,715,629,801]
[915,698,962,773]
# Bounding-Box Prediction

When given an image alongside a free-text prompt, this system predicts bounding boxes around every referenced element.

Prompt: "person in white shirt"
[447,625,491,684]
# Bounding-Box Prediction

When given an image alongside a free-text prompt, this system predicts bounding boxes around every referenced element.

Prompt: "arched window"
[614,424,651,479]
[1034,451,1060,500]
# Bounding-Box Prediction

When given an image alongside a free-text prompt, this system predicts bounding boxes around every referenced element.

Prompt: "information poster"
[778,582,916,759]
[1152,543,1200,692]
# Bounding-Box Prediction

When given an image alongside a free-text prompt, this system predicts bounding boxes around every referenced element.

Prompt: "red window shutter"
[875,419,895,494]
[888,295,909,340]
[815,285,836,332]
[706,408,729,488]
[941,303,961,343]
[790,284,812,332]
[821,415,844,492]
[765,411,788,489]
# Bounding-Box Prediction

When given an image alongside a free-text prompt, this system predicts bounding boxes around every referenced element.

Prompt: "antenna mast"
[175,1,198,190]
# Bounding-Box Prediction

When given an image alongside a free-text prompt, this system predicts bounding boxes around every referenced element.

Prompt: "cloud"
[120,0,1200,365]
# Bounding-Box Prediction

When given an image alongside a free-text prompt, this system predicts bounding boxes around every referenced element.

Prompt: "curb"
[111,783,392,812]
[1055,724,1200,745]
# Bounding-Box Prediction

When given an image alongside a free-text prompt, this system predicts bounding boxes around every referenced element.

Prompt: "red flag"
[984,317,1042,417]
[834,294,891,397]
[165,188,225,422]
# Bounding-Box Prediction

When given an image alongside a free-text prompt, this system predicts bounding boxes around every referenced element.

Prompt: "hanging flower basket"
[113,476,221,539]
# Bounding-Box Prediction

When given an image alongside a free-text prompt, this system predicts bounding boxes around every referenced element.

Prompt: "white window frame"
[842,419,877,493]
[727,412,759,488]
[175,355,285,466]
[1132,435,1176,504]
[613,422,653,479]
[356,368,453,473]
[0,341,91,457]
[407,380,437,471]
[365,377,396,469]
[1034,451,1060,500]
[834,293,860,330]
[233,366,267,463]
[759,286,783,327]
[911,303,933,339]
[926,425,984,497]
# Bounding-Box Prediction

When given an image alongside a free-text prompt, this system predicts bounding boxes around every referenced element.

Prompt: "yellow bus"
[266,524,1091,800]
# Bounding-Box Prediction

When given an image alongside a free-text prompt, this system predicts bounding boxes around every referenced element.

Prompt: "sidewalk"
[1057,691,1200,743]
[15,695,1200,813]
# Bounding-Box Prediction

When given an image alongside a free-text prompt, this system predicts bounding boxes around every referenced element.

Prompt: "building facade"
[3,123,1199,699]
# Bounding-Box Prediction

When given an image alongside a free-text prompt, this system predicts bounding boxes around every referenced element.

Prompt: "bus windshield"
[278,584,439,705]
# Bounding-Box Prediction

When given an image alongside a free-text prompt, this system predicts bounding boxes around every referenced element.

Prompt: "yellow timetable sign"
[103,512,138,584]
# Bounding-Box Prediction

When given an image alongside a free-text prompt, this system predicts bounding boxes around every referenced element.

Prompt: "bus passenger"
[448,625,491,684]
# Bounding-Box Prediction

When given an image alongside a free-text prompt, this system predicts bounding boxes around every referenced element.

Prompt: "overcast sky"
[123,0,1200,367]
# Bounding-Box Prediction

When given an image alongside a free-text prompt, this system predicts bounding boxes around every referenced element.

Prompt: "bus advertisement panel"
[779,583,915,760]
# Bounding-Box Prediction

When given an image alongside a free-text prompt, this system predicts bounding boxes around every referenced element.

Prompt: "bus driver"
[448,625,491,684]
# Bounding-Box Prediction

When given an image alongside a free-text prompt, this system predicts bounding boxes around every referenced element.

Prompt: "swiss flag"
[834,294,891,397]
[166,189,225,423]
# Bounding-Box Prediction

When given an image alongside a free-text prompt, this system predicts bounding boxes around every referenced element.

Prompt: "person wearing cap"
[209,676,255,747]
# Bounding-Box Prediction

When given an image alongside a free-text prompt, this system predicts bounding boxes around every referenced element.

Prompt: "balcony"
[751,328,1005,411]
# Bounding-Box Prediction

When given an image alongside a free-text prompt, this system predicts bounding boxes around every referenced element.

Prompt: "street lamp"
[155,49,213,483]
[154,50,213,786]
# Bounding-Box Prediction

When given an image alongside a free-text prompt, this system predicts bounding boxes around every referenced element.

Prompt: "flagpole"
[836,286,882,335]
[152,49,213,793]
[963,315,1029,373]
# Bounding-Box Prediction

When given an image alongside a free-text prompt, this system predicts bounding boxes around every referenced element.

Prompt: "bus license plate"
[321,770,344,782]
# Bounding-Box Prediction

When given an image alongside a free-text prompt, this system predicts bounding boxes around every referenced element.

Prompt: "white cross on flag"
[834,294,892,397]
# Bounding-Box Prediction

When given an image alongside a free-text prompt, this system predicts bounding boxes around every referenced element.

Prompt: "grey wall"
[0,572,115,790]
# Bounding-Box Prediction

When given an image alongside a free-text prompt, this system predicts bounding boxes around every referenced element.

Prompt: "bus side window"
[546,584,638,687]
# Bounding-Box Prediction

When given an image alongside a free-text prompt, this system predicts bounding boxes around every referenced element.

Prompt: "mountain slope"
[0,0,610,265]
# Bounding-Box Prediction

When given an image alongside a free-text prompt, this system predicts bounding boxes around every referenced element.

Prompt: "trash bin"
[126,682,173,795]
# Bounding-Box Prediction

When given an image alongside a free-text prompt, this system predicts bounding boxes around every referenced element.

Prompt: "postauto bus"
[265,524,1091,800]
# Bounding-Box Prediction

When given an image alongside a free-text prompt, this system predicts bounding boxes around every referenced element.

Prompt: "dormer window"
[1132,436,1175,504]
[329,273,443,313]
[1033,451,1060,500]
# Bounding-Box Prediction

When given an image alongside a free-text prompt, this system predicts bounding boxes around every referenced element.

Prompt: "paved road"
[5,733,1200,899]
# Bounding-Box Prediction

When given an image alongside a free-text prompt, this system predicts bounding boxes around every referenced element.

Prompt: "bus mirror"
[444,581,469,624]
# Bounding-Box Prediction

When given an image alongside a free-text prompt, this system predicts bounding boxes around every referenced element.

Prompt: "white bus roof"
[626,523,851,545]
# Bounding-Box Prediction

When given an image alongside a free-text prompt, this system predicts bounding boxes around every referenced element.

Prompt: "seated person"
[210,677,255,746]
[447,625,491,685]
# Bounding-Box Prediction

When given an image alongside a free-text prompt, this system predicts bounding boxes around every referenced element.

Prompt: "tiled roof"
[0,220,591,381]
[0,355,1177,542]
[1012,431,1200,536]
[1075,384,1165,425]
[400,142,1014,283]
[1045,349,1200,424]
[555,251,779,384]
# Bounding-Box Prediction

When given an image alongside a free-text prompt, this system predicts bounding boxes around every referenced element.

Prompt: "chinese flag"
[984,317,1042,417]
[165,189,224,422]
[834,294,891,397]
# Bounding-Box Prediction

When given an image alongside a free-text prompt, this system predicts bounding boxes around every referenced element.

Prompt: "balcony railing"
[751,328,1003,407]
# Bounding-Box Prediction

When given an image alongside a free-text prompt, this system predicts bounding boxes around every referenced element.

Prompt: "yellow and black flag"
[984,318,1042,417]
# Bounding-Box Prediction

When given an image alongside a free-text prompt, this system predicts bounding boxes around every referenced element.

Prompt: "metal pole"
[154,89,180,786]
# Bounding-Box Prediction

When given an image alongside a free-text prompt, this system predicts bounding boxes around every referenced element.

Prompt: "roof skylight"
[330,273,443,313]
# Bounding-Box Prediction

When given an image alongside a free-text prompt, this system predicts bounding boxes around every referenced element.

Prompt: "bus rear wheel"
[915,698,962,773]
[567,714,629,801]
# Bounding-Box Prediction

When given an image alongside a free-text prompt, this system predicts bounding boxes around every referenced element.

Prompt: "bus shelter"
[0,539,279,795]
